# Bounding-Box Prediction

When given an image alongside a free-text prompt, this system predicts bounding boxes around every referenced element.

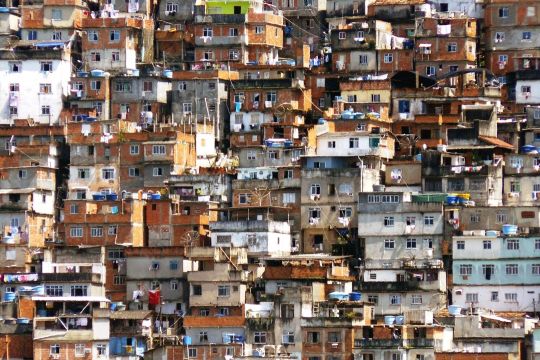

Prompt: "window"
[76,190,86,200]
[254,332,267,344]
[9,83,19,92]
[424,216,434,226]
[459,264,472,275]
[89,80,102,91]
[383,53,393,63]
[182,103,192,113]
[359,54,368,64]
[239,193,252,204]
[283,331,295,344]
[424,238,433,249]
[371,94,381,102]
[466,293,478,303]
[339,207,352,218]
[28,30,37,40]
[70,285,88,296]
[46,285,63,296]
[532,264,540,275]
[282,192,296,204]
[447,43,457,52]
[367,295,378,305]
[90,52,101,62]
[266,91,277,103]
[527,6,536,16]
[406,238,417,249]
[108,226,117,235]
[170,260,179,271]
[406,217,416,226]
[192,285,202,296]
[70,227,83,237]
[70,204,79,214]
[491,291,499,302]
[411,295,422,305]
[505,293,518,302]
[166,2,178,12]
[9,61,21,72]
[50,344,61,355]
[307,331,320,343]
[327,141,336,149]
[188,348,197,358]
[255,26,264,34]
[522,31,532,41]
[88,30,98,41]
[536,239,540,250]
[483,240,492,249]
[129,167,140,177]
[384,216,394,227]
[498,7,509,18]
[328,332,341,343]
[153,167,164,176]
[113,275,125,285]
[470,213,480,223]
[112,51,120,62]
[218,285,230,297]
[52,31,62,40]
[91,227,103,237]
[41,106,51,115]
[199,331,208,343]
[75,344,85,357]
[506,264,519,275]
[115,81,132,92]
[51,8,62,19]
[229,49,240,60]
[129,145,139,155]
[349,138,359,148]
[310,184,321,196]
[309,208,321,219]
[152,145,166,155]
[491,211,507,223]
[482,264,495,279]
[97,344,107,356]
[426,66,436,76]
[390,294,401,305]
[110,30,120,42]
[102,168,115,180]
[507,239,519,250]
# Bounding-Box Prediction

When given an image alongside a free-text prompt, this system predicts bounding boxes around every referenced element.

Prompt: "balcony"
[194,14,246,24]
[41,273,102,283]
[415,114,460,124]
[195,35,248,46]
[233,79,304,90]
[232,178,301,190]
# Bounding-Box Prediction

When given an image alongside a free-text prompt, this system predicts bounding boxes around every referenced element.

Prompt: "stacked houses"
[1,0,540,359]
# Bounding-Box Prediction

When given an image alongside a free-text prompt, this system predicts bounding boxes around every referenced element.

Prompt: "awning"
[35,42,65,48]
[478,135,514,150]
[480,313,511,323]
[419,44,432,48]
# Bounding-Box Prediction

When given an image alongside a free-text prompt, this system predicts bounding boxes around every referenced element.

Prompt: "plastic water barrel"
[37,310,48,317]
[502,224,518,235]
[163,70,173,78]
[348,292,361,301]
[151,193,161,200]
[183,336,192,345]
[384,316,395,325]
[106,193,118,201]
[448,305,462,316]
[92,194,106,201]
[3,293,16,302]
[395,315,404,325]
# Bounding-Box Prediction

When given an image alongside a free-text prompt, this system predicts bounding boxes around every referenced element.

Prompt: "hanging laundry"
[437,24,451,35]
[128,0,139,13]
[148,289,160,305]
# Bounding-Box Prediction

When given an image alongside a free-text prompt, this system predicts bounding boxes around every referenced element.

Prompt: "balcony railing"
[41,272,101,283]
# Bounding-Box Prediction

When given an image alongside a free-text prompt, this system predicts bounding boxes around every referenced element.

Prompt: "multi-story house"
[339,78,392,120]
[260,254,355,359]
[192,0,284,68]
[522,106,540,146]
[210,220,292,258]
[452,232,540,311]
[357,192,447,315]
[414,14,477,80]
[68,72,111,121]
[81,17,154,73]
[110,73,171,124]
[0,45,71,125]
[107,309,153,358]
[300,155,382,254]
[503,153,540,206]
[170,70,235,141]
[125,247,189,314]
[19,0,86,42]
[32,296,111,359]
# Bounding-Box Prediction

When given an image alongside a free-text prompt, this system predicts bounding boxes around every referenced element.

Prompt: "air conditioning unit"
[51,355,60,360]
[84,349,92,354]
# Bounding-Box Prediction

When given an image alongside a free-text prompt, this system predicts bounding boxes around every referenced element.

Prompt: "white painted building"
[516,79,540,105]
[0,47,71,125]
[210,220,292,256]
[316,131,394,159]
